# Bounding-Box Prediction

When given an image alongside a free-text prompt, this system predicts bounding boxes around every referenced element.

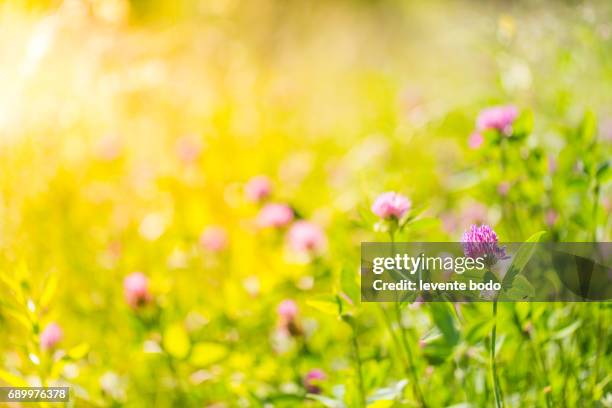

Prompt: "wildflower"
[545,209,558,227]
[497,182,510,196]
[40,322,63,351]
[476,105,518,135]
[303,369,326,394]
[277,299,302,337]
[277,299,298,322]
[371,192,411,220]
[175,136,202,163]
[95,134,122,161]
[468,132,484,149]
[124,272,152,309]
[199,226,228,252]
[462,224,506,264]
[257,203,293,228]
[245,176,272,202]
[287,221,327,254]
[547,155,557,173]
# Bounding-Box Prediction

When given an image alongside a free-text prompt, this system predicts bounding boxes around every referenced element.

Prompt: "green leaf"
[423,336,456,365]
[512,109,534,137]
[0,306,31,331]
[367,401,394,408]
[39,273,58,309]
[596,160,610,181]
[162,323,190,359]
[500,275,535,301]
[340,267,360,304]
[429,303,459,345]
[306,394,345,408]
[579,110,596,143]
[190,342,227,367]
[502,231,546,289]
[552,320,582,340]
[67,343,90,360]
[306,295,341,316]
[367,379,407,404]
[404,217,440,232]
[0,369,28,386]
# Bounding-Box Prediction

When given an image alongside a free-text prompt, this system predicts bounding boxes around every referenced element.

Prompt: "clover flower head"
[124,272,152,309]
[545,209,558,227]
[371,192,411,220]
[304,368,326,394]
[468,132,484,149]
[476,105,518,135]
[245,175,272,202]
[257,203,294,228]
[277,299,298,322]
[200,226,228,252]
[40,322,63,350]
[462,224,506,263]
[287,221,327,254]
[175,136,202,163]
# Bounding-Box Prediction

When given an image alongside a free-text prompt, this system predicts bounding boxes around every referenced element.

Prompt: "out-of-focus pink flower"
[304,369,326,394]
[257,203,294,228]
[371,192,411,220]
[277,299,302,337]
[603,197,611,214]
[463,202,488,225]
[245,176,272,202]
[545,209,558,227]
[547,155,557,173]
[462,224,506,263]
[40,322,63,350]
[442,202,488,235]
[287,221,327,254]
[468,132,484,149]
[476,105,518,135]
[95,134,122,161]
[124,272,152,309]
[200,226,228,252]
[599,117,612,142]
[175,136,202,163]
[497,182,510,196]
[277,299,298,322]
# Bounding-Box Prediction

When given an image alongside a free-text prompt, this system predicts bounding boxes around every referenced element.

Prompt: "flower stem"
[395,302,427,407]
[592,181,600,241]
[350,326,367,408]
[491,300,504,408]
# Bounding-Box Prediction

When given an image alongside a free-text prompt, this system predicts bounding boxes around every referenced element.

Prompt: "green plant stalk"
[491,300,504,408]
[512,306,553,407]
[592,181,600,241]
[395,302,427,408]
[388,228,427,407]
[350,326,367,408]
[591,302,604,400]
